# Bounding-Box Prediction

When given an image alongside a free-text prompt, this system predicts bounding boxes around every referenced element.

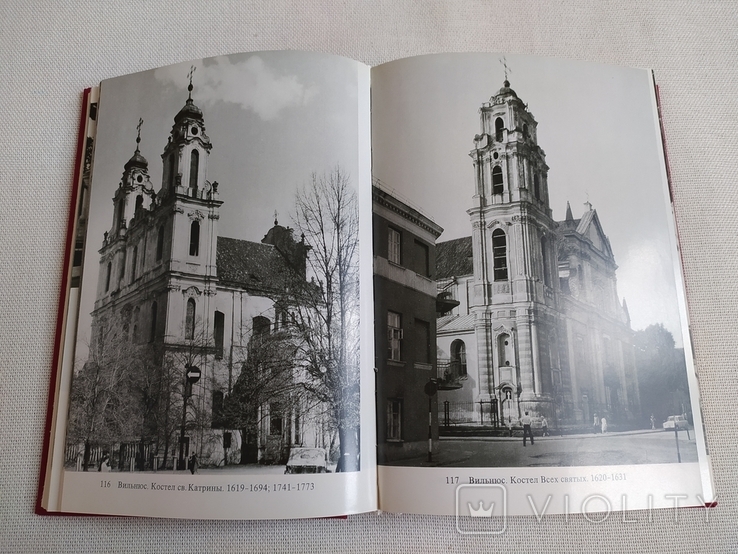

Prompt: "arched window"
[105,262,112,292]
[189,220,200,256]
[149,301,158,342]
[167,155,176,192]
[135,195,143,213]
[131,245,138,282]
[492,166,504,195]
[132,307,140,343]
[119,250,126,282]
[541,237,550,286]
[495,117,504,142]
[534,174,540,200]
[156,224,164,261]
[214,311,225,359]
[492,229,508,281]
[185,298,196,340]
[253,316,271,337]
[498,333,512,367]
[189,150,199,193]
[451,340,467,376]
[523,123,529,139]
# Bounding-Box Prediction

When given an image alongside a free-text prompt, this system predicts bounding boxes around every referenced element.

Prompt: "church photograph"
[371,54,696,467]
[64,52,363,475]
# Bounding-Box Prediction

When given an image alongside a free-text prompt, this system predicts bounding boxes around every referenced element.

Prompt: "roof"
[436,236,473,279]
[437,313,476,333]
[175,98,204,123]
[216,236,291,291]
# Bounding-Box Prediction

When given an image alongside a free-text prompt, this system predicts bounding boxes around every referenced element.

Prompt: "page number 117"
[445,476,459,485]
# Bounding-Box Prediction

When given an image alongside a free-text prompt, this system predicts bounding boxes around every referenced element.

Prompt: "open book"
[39,51,715,522]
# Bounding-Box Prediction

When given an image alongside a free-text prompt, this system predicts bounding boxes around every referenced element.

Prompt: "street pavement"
[389,428,698,468]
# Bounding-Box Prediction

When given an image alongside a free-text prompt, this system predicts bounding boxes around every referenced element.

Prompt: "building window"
[189,150,199,193]
[495,117,504,142]
[269,403,283,436]
[253,316,271,337]
[156,224,164,261]
[132,307,140,343]
[541,237,550,286]
[131,245,138,282]
[185,298,195,340]
[534,174,540,200]
[135,195,143,213]
[214,310,225,359]
[415,318,431,364]
[105,262,112,292]
[167,155,176,192]
[149,301,157,342]
[119,250,126,283]
[387,398,402,441]
[211,390,224,428]
[451,339,467,376]
[523,123,529,139]
[387,311,402,361]
[386,399,403,441]
[492,229,508,281]
[492,166,504,195]
[189,220,200,256]
[498,333,512,367]
[388,227,401,265]
[414,239,429,277]
[115,199,124,232]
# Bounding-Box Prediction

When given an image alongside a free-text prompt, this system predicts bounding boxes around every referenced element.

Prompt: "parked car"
[284,448,330,474]
[663,415,688,431]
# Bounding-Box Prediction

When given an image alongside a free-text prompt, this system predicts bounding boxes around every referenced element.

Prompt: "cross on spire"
[135,118,143,151]
[499,55,512,84]
[187,65,196,99]
[584,192,593,211]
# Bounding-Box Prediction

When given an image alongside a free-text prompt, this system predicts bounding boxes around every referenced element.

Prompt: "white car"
[284,448,330,474]
[663,415,688,431]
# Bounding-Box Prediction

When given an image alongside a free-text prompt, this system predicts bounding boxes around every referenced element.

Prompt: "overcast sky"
[371,53,684,344]
[76,52,363,360]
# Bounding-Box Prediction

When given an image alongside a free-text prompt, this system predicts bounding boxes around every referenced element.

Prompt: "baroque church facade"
[436,79,640,428]
[87,81,329,469]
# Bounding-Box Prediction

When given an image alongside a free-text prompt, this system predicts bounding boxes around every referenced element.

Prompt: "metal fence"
[441,400,499,427]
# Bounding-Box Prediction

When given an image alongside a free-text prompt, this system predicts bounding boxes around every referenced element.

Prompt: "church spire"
[565,201,574,222]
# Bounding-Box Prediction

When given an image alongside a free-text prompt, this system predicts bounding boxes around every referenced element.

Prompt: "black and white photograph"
[372,53,698,468]
[65,52,364,476]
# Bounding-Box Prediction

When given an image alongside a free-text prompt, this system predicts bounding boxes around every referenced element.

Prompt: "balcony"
[436,358,466,390]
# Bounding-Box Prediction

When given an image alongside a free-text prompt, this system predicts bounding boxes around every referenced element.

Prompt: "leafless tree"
[289,166,361,472]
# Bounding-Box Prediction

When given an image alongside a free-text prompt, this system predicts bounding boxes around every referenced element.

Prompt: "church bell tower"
[468,76,559,419]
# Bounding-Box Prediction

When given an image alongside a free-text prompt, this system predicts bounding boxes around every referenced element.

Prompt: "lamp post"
[178,364,201,470]
[424,379,438,463]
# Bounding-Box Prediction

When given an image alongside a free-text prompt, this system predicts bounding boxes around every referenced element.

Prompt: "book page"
[370,53,714,522]
[51,51,376,519]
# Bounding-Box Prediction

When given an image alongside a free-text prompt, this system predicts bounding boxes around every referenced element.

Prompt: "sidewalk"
[439,427,668,442]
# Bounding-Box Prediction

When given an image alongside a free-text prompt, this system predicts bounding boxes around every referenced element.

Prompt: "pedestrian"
[650,414,655,430]
[98,453,111,472]
[189,452,198,474]
[521,411,534,446]
[601,417,608,434]
[593,413,599,434]
[541,417,549,437]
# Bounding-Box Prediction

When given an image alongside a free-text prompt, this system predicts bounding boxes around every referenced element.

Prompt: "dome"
[174,98,203,123]
[492,80,518,100]
[124,148,148,170]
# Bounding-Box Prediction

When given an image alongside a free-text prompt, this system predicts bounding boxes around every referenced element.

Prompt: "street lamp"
[178,364,201,470]
[424,379,438,463]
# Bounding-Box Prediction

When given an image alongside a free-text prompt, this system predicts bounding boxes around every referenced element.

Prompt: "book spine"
[37,87,97,515]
